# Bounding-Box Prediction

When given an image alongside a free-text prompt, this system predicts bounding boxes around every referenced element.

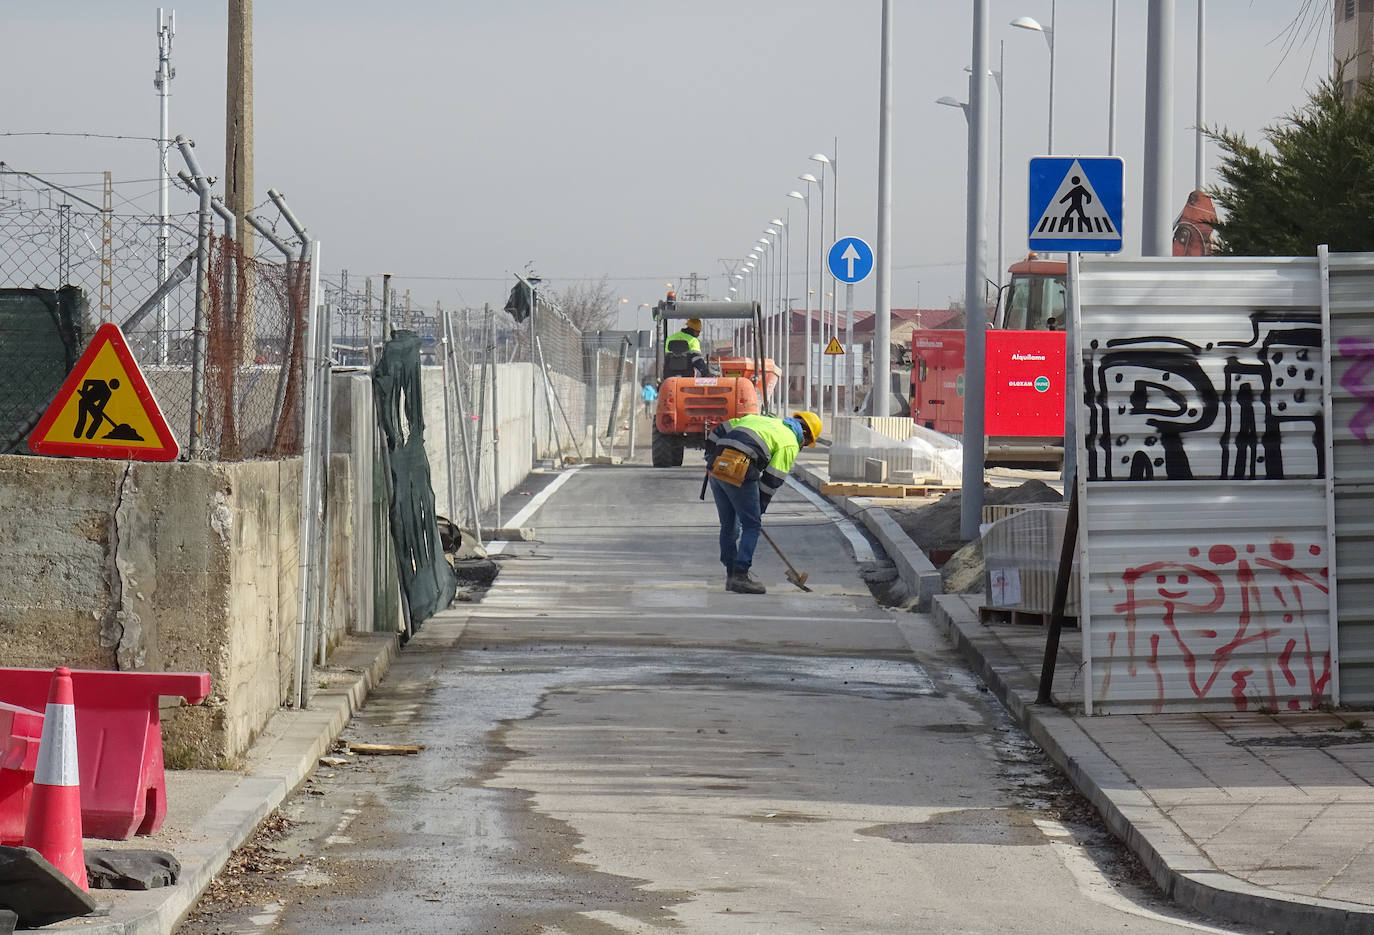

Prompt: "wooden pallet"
[819,482,956,499]
[979,606,1079,628]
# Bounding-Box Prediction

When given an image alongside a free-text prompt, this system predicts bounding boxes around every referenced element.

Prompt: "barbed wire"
[0,131,168,143]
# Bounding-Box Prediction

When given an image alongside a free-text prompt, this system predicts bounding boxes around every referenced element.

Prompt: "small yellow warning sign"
[29,323,179,461]
[824,336,845,355]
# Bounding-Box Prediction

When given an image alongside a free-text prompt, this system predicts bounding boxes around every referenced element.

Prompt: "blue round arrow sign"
[827,236,873,284]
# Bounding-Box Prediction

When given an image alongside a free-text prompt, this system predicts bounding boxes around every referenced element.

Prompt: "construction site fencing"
[0,166,306,460]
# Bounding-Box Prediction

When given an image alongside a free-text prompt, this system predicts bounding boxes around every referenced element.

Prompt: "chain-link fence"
[204,235,308,458]
[0,167,306,460]
[0,167,199,452]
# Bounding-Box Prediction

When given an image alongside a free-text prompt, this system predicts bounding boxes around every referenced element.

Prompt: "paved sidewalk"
[930,592,1374,935]
[793,446,1374,935]
[49,632,402,935]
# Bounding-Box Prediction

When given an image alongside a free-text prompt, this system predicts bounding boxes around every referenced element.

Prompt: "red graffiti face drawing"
[1109,539,1330,711]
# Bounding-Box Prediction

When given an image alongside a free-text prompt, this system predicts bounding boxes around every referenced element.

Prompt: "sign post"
[1027,155,1124,496]
[827,236,873,422]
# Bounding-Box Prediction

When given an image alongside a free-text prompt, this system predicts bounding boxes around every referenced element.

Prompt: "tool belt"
[709,447,752,487]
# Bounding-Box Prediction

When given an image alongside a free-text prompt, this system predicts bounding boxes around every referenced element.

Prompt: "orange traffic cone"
[22,667,87,890]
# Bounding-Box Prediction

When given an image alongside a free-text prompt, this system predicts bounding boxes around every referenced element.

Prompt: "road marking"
[786,476,875,564]
[487,466,586,555]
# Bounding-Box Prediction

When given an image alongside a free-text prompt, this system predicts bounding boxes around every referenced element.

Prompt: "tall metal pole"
[486,304,502,530]
[828,140,839,426]
[799,193,812,411]
[1195,0,1206,190]
[872,0,893,418]
[440,312,460,525]
[844,282,854,414]
[1048,0,1057,153]
[176,136,211,457]
[996,40,1006,291]
[814,171,825,414]
[1143,0,1176,256]
[1109,0,1119,155]
[960,0,989,541]
[155,9,174,364]
[782,210,792,411]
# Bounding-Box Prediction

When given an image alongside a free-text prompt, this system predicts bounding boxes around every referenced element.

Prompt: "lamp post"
[1110,0,1119,154]
[961,0,990,541]
[811,151,839,422]
[944,46,1005,293]
[872,0,893,419]
[787,189,810,411]
[799,170,822,411]
[758,235,773,374]
[764,230,779,370]
[1012,2,1055,153]
[1195,0,1205,189]
[732,274,744,348]
[770,216,788,410]
[763,233,774,379]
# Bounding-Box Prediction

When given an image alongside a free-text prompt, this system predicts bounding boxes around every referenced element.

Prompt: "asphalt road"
[177,462,1255,935]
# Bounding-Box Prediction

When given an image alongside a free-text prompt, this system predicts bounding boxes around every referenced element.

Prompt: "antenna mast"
[155,8,175,360]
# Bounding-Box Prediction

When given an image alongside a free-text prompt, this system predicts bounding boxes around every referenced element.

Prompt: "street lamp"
[758,234,775,371]
[787,189,811,411]
[799,171,822,411]
[1012,3,1055,153]
[810,152,838,420]
[769,216,789,410]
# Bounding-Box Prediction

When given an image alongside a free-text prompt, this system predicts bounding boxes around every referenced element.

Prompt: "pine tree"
[1207,74,1374,255]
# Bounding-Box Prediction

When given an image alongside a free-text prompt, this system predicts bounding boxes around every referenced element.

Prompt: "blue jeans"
[710,475,762,574]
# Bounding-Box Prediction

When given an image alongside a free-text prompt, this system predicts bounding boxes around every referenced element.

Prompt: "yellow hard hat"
[684,318,703,332]
[793,411,822,447]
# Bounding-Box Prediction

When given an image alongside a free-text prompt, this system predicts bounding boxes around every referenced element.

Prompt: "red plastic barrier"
[0,668,211,840]
[0,701,44,845]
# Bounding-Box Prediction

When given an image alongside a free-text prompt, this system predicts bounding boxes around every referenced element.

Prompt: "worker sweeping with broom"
[702,410,821,594]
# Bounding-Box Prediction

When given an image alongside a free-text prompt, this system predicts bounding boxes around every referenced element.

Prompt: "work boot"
[727,569,766,595]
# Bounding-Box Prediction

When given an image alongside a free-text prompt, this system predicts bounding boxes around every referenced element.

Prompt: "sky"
[1,2,1335,331]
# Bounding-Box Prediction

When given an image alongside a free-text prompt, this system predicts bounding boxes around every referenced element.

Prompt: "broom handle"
[759,527,802,578]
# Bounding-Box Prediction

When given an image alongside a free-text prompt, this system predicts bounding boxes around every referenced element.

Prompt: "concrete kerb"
[929,593,1374,935]
[791,461,941,609]
[76,632,399,935]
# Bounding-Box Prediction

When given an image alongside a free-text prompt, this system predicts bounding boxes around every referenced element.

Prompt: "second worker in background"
[703,410,822,594]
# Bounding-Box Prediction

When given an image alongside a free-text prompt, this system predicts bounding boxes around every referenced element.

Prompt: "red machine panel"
[984,330,1066,437]
[910,330,965,434]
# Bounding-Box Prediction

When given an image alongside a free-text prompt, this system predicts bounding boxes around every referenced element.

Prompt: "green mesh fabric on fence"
[374,330,457,636]
[0,286,87,454]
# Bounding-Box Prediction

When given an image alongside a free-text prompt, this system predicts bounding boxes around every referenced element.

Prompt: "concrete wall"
[423,362,597,526]
[0,453,361,767]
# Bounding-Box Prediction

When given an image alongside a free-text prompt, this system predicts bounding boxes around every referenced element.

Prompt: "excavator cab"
[648,293,774,467]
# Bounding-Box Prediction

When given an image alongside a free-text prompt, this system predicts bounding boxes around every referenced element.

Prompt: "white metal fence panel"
[1329,253,1374,703]
[1075,256,1333,715]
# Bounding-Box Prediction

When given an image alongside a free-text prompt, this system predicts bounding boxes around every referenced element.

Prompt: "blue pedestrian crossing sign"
[827,236,873,284]
[1027,156,1123,253]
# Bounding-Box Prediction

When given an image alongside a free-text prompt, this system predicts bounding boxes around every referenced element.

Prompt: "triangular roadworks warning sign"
[1030,158,1122,247]
[824,336,845,355]
[30,323,180,461]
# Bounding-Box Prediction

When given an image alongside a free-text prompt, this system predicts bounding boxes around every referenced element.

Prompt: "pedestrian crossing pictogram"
[1027,156,1124,253]
[824,336,845,355]
[29,323,179,461]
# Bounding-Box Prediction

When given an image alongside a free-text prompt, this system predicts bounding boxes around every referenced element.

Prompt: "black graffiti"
[1085,312,1323,481]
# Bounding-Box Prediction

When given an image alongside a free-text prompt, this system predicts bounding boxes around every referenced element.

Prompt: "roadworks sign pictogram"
[824,336,845,355]
[29,323,180,461]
